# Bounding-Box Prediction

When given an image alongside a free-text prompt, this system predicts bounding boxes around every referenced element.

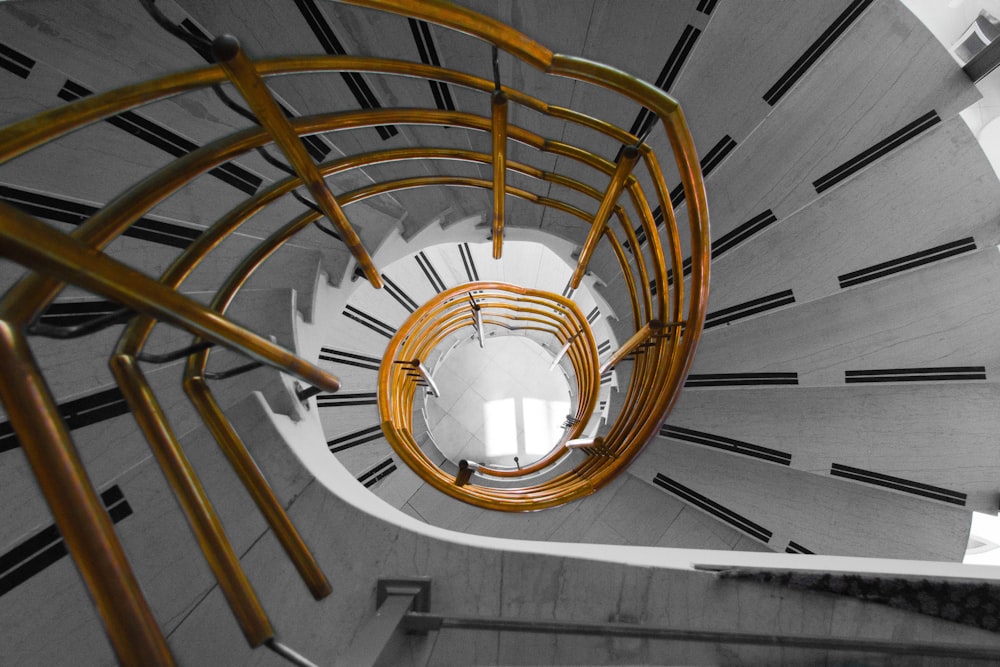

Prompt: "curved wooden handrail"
[0,0,708,660]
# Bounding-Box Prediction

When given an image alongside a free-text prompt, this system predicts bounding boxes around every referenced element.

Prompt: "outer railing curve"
[0,0,708,663]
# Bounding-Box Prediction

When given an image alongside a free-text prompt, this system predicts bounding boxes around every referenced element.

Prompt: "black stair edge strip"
[830,463,966,505]
[838,238,976,288]
[763,0,876,106]
[660,425,791,465]
[653,473,772,542]
[812,111,940,194]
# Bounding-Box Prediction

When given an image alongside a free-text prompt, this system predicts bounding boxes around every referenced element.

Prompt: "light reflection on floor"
[424,335,571,468]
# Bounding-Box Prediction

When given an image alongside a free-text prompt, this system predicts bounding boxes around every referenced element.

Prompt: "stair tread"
[636,438,972,560]
[665,0,979,260]
[691,246,1000,387]
[705,116,1000,314]
[666,383,1000,511]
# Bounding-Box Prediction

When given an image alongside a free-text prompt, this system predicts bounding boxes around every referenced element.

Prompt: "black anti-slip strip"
[786,541,814,555]
[685,372,799,388]
[845,366,986,383]
[660,425,791,465]
[830,463,967,506]
[0,42,35,79]
[317,392,377,407]
[38,299,120,328]
[58,80,261,195]
[458,243,479,282]
[59,387,130,431]
[358,458,396,487]
[646,135,736,233]
[0,421,17,455]
[176,18,214,62]
[668,135,737,209]
[628,25,701,140]
[713,210,779,258]
[1,387,129,454]
[409,19,456,111]
[0,184,201,249]
[813,111,940,194]
[0,485,132,597]
[587,307,600,324]
[293,0,397,140]
[696,0,719,15]
[328,425,384,453]
[382,274,418,313]
[597,340,611,356]
[763,0,876,106]
[343,305,396,339]
[630,225,648,249]
[648,278,658,297]
[700,135,738,176]
[416,251,446,293]
[704,290,795,329]
[562,282,574,298]
[653,473,772,542]
[600,370,614,386]
[319,348,381,371]
[838,238,976,289]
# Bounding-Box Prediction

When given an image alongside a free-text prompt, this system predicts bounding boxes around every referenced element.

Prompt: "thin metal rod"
[138,340,216,365]
[211,35,382,288]
[491,89,508,259]
[549,330,582,370]
[0,202,340,393]
[416,362,439,397]
[264,639,322,667]
[28,307,132,339]
[110,354,273,646]
[297,384,323,401]
[570,145,640,289]
[473,307,485,348]
[0,323,175,666]
[404,613,1000,660]
[137,0,212,58]
[203,360,264,380]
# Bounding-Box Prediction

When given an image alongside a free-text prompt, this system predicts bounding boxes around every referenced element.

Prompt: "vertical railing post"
[183,374,333,601]
[569,146,640,289]
[210,35,383,288]
[110,354,275,646]
[0,322,175,666]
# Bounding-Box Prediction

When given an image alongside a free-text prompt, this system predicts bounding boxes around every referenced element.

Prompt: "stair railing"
[0,0,708,662]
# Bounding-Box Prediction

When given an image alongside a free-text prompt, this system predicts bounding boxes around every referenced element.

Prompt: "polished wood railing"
[379,282,599,496]
[0,0,708,662]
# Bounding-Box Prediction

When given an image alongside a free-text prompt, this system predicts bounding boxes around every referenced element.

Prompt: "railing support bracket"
[336,578,432,667]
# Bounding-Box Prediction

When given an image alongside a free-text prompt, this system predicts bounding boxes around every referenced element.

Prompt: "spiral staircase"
[3,0,1000,664]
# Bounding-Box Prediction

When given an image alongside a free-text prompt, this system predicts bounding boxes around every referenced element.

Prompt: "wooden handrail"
[0,0,709,656]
